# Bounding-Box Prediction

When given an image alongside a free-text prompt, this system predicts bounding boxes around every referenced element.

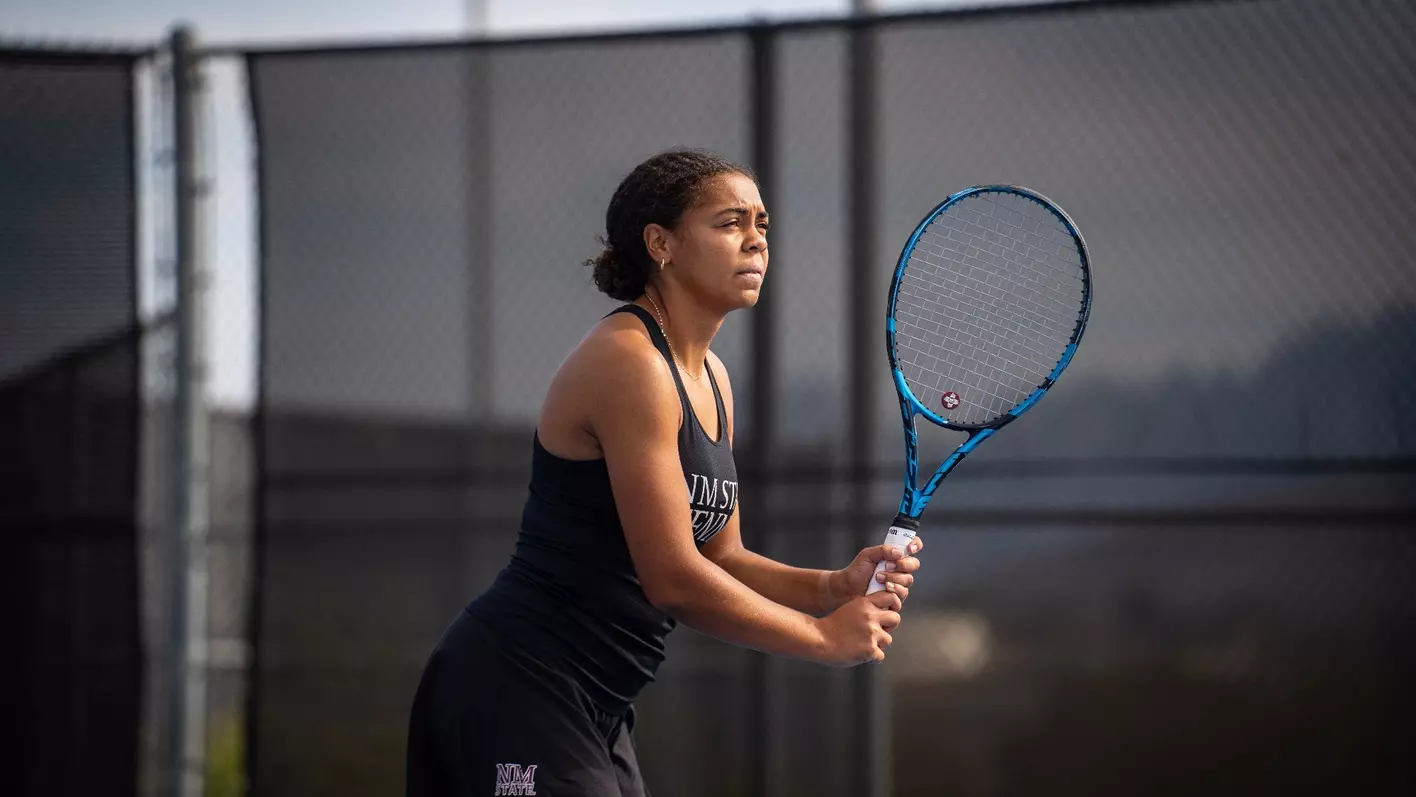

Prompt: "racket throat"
[899,427,994,519]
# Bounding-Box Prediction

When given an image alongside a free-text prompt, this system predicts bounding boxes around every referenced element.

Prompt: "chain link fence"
[5,1,1415,796]
[1,49,144,797]
[246,3,1416,795]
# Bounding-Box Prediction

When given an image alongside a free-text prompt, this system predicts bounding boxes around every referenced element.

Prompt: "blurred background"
[3,1,1414,796]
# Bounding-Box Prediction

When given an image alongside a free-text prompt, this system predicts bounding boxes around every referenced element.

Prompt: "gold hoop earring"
[659,258,667,272]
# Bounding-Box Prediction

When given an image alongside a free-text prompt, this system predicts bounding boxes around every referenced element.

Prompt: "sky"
[0,0,1038,44]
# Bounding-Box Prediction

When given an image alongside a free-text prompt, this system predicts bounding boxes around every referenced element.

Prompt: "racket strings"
[899,264,1068,370]
[929,197,1084,331]
[892,191,1087,426]
[961,197,1083,300]
[911,206,1080,418]
[895,334,1043,419]
[895,293,1046,422]
[908,242,1074,374]
[894,280,1055,414]
[898,250,1077,418]
[915,221,1081,320]
[916,239,1077,345]
[965,202,1086,327]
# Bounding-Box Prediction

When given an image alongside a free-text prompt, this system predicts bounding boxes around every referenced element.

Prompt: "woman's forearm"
[716,547,847,617]
[648,555,835,662]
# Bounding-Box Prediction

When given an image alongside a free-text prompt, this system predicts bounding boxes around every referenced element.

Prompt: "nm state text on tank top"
[688,473,738,543]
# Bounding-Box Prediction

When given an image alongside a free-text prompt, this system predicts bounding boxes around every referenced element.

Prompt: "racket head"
[887,185,1092,433]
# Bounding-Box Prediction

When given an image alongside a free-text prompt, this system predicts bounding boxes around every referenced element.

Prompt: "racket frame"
[884,184,1092,526]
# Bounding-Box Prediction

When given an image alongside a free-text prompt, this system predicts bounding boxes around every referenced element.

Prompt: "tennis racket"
[866,185,1092,594]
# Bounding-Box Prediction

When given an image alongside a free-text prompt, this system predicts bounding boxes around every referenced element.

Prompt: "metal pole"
[747,30,778,490]
[168,24,211,797]
[465,1,493,427]
[460,0,496,641]
[746,23,778,797]
[847,3,887,797]
[465,0,490,34]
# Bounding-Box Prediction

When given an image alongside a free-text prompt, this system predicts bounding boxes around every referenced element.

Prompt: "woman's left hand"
[830,535,925,606]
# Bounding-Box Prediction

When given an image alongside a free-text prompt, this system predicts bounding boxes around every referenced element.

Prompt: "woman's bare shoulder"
[537,310,678,457]
[572,311,663,377]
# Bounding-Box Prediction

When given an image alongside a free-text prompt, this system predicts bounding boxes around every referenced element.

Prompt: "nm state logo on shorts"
[495,763,537,795]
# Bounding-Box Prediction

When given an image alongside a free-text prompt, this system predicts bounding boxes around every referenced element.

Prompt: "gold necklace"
[644,292,701,382]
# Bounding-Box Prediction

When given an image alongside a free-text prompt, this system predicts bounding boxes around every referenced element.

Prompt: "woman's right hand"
[814,590,903,667]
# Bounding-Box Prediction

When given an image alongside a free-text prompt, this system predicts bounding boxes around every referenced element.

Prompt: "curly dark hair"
[586,148,757,302]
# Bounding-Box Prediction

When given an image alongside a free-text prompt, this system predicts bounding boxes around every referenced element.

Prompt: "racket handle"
[865,526,918,595]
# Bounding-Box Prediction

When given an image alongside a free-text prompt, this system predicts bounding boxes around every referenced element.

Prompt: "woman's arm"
[702,514,921,616]
[696,351,922,616]
[702,518,843,616]
[581,327,900,667]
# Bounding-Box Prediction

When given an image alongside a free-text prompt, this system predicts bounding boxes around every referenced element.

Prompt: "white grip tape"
[864,526,917,594]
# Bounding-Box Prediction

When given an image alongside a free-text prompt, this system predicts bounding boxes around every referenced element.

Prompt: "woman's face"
[658,172,770,313]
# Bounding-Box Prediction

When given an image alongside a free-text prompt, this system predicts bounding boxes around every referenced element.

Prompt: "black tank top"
[465,304,739,715]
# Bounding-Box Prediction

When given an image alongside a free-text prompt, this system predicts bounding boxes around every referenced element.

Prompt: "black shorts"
[406,609,650,797]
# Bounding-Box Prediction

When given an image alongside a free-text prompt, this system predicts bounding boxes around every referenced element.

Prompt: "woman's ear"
[642,223,673,266]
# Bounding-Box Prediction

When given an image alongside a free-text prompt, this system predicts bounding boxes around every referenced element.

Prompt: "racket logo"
[941,391,961,411]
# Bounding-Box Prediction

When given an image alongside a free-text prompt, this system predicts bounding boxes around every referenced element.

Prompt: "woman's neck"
[642,282,721,376]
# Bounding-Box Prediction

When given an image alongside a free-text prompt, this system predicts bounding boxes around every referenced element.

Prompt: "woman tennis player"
[406,148,925,796]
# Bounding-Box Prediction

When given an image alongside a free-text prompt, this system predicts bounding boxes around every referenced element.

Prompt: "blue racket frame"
[885,185,1093,524]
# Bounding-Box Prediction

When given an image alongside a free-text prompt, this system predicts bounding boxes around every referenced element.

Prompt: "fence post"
[167,23,211,797]
[746,22,778,797]
[847,6,887,797]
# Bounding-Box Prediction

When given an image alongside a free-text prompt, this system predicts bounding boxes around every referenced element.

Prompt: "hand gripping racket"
[867,185,1092,594]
